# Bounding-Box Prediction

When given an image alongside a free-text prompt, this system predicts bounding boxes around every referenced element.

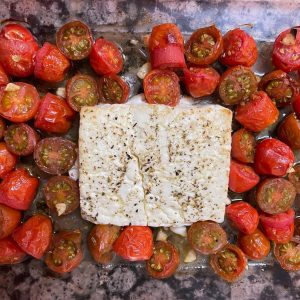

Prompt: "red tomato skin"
[34,42,70,82]
[0,168,39,210]
[254,138,294,177]
[0,237,27,265]
[277,113,300,149]
[0,64,9,86]
[292,94,300,119]
[34,93,75,134]
[0,203,21,239]
[226,201,259,235]
[0,142,17,178]
[183,66,220,98]
[229,160,260,193]
[235,91,279,132]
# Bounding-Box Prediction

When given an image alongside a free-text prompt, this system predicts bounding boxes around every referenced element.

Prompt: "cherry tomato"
[288,164,300,193]
[292,94,300,119]
[274,241,300,271]
[45,229,83,274]
[88,224,120,264]
[34,42,70,82]
[187,221,227,255]
[277,113,300,149]
[34,93,75,134]
[272,27,300,72]
[209,244,247,282]
[0,117,6,140]
[4,123,39,156]
[143,69,180,106]
[0,168,39,210]
[238,229,270,260]
[66,74,99,111]
[34,137,77,175]
[229,160,260,193]
[0,237,26,265]
[254,138,294,177]
[256,178,296,215]
[98,74,129,104]
[220,28,258,67]
[44,176,79,216]
[183,66,220,98]
[235,91,279,132]
[0,23,39,77]
[185,25,223,66]
[0,203,21,239]
[0,64,9,86]
[0,82,41,123]
[146,241,180,279]
[260,209,295,244]
[0,142,17,178]
[219,66,257,105]
[113,226,153,261]
[56,21,93,60]
[12,214,52,259]
[226,201,259,235]
[259,70,299,107]
[90,38,123,75]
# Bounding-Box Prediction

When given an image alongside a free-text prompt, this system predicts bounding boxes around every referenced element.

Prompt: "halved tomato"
[274,241,300,271]
[0,237,27,265]
[288,164,300,193]
[0,117,6,140]
[0,142,17,178]
[0,203,21,239]
[277,113,300,149]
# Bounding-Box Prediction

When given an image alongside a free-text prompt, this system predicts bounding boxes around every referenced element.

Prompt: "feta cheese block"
[79,103,232,227]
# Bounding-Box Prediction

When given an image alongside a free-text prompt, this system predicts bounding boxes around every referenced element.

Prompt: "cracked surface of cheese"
[79,102,232,227]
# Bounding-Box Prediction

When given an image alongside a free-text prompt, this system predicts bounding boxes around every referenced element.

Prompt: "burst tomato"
[0,142,17,178]
[0,203,21,239]
[0,237,26,265]
[277,113,300,149]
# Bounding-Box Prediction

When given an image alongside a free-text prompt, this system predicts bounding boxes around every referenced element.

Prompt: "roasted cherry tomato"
[12,214,52,259]
[88,224,120,264]
[259,70,298,107]
[274,241,300,271]
[0,23,39,77]
[254,138,294,177]
[90,38,123,75]
[56,21,93,60]
[210,244,247,282]
[260,209,295,244]
[45,229,83,274]
[0,117,6,140]
[256,178,296,215]
[0,142,17,178]
[0,237,26,265]
[149,23,185,69]
[113,226,153,261]
[0,82,41,123]
[238,229,270,260]
[146,241,180,279]
[292,94,300,119]
[66,74,99,111]
[288,164,300,193]
[34,137,77,175]
[0,64,9,86]
[143,69,180,106]
[220,28,258,67]
[229,160,260,193]
[226,201,259,235]
[272,27,300,72]
[4,123,39,156]
[219,66,257,105]
[187,221,227,255]
[34,93,75,134]
[98,74,129,104]
[44,176,79,216]
[277,113,300,149]
[0,168,39,210]
[183,66,220,98]
[0,203,21,239]
[34,42,70,82]
[185,25,223,66]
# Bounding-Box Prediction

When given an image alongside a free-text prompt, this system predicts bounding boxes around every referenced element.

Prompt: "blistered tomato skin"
[277,113,300,149]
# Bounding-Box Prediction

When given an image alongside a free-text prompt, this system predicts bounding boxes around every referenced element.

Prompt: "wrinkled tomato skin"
[292,94,300,119]
[0,64,9,86]
[226,201,259,235]
[113,226,153,261]
[0,237,27,265]
[274,241,300,271]
[254,138,294,177]
[34,42,70,82]
[12,214,52,259]
[34,93,75,134]
[88,224,120,264]
[277,113,300,149]
[220,28,258,67]
[0,168,39,210]
[0,142,17,178]
[235,91,279,132]
[0,203,21,239]
[183,66,220,98]
[229,160,260,193]
[238,229,270,260]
